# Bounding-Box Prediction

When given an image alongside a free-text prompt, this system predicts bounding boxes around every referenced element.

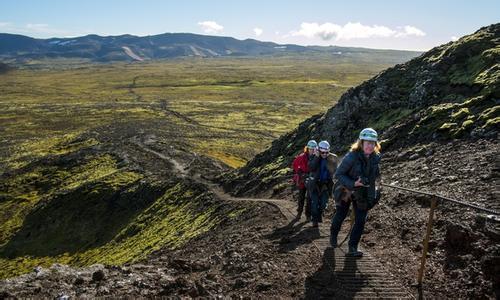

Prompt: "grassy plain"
[0,54,412,278]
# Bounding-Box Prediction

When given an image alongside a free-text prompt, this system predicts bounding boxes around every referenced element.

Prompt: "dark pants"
[297,188,311,218]
[310,186,329,223]
[330,200,368,248]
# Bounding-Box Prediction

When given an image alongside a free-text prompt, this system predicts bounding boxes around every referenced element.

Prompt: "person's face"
[307,148,315,155]
[320,149,329,157]
[363,140,376,155]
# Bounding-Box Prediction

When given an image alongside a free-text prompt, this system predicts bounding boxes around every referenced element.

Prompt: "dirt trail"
[132,136,416,299]
[0,134,416,298]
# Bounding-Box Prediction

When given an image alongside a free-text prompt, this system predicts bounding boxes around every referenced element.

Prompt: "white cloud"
[451,36,459,41]
[253,27,263,37]
[291,22,426,41]
[395,25,426,37]
[197,21,224,34]
[0,22,12,27]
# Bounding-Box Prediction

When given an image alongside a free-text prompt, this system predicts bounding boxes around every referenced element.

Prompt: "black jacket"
[334,150,381,209]
[307,152,339,193]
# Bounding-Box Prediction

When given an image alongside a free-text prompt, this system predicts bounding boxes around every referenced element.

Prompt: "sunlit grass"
[0,55,405,278]
[0,56,390,166]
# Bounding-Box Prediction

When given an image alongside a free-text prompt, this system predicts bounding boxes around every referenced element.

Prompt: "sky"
[0,1,498,51]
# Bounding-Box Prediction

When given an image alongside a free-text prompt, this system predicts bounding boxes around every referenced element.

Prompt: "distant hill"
[0,32,421,63]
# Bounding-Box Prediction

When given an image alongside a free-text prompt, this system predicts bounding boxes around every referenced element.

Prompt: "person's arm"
[375,155,381,180]
[374,155,382,187]
[292,155,300,173]
[335,153,356,189]
[332,154,339,174]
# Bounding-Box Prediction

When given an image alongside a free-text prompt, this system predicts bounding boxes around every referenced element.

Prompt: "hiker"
[308,140,339,227]
[330,128,382,257]
[292,140,317,221]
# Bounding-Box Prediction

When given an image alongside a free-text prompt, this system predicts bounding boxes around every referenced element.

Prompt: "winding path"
[131,136,415,299]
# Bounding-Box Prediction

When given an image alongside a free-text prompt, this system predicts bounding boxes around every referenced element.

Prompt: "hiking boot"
[346,246,363,257]
[312,222,319,228]
[329,235,337,248]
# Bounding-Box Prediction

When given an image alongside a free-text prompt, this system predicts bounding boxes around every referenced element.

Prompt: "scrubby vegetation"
[0,54,406,278]
[0,56,396,169]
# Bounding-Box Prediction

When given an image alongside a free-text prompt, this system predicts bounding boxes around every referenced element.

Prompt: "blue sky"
[1,0,498,51]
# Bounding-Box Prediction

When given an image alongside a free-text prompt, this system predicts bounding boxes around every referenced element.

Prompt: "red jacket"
[292,152,310,189]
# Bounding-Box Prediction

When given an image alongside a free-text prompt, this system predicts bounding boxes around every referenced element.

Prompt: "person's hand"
[314,148,319,157]
[354,177,368,187]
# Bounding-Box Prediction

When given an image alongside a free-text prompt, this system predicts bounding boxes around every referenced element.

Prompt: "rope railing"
[223,168,499,293]
[221,172,498,292]
[380,182,498,291]
[381,183,500,215]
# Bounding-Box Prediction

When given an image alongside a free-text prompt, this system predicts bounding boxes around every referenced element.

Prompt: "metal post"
[417,197,438,286]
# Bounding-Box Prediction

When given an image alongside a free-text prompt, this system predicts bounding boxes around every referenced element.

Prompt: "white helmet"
[359,128,378,142]
[318,140,330,151]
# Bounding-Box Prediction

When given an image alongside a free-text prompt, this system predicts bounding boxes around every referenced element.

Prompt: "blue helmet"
[306,140,318,149]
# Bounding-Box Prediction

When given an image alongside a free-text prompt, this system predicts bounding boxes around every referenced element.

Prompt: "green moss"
[272,182,290,194]
[0,150,145,267]
[479,105,500,121]
[483,117,500,128]
[7,133,99,170]
[461,119,474,129]
[410,95,496,137]
[202,149,247,169]
[62,154,127,190]
[451,107,471,120]
[370,108,414,130]
[448,55,486,85]
[0,181,237,279]
[439,122,458,130]
[250,155,285,176]
[462,96,486,106]
[228,207,247,219]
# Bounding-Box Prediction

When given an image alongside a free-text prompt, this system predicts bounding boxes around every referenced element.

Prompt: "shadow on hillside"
[304,247,366,299]
[0,179,166,258]
[263,216,322,252]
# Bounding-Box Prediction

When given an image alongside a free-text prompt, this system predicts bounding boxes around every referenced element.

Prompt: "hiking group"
[292,128,381,257]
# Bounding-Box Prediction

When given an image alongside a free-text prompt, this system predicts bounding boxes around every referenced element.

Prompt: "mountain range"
[0,32,421,63]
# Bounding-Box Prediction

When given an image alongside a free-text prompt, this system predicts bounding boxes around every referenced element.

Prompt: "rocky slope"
[222,23,500,298]
[0,121,321,298]
[0,201,323,298]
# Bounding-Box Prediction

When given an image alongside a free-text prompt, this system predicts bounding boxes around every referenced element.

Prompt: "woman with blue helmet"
[330,128,382,257]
